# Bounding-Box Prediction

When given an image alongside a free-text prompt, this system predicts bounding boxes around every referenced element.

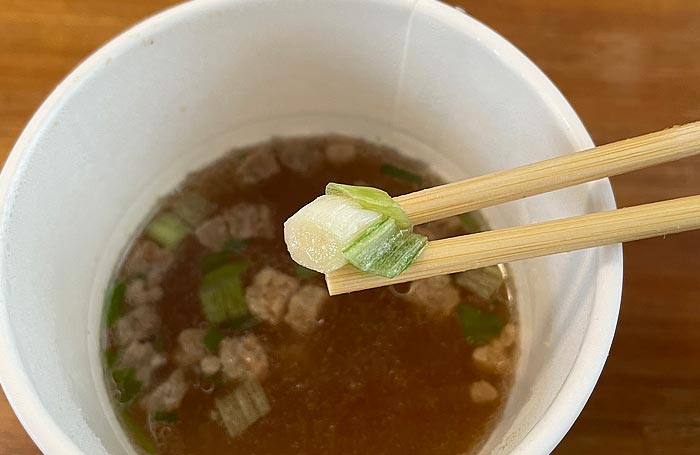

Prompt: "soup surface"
[102,136,518,455]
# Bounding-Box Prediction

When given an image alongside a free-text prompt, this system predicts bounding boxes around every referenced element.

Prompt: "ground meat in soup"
[102,135,518,455]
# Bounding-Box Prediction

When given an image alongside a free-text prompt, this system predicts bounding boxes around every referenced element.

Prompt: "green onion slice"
[215,379,271,439]
[112,368,142,405]
[121,410,158,454]
[203,327,223,353]
[325,183,410,229]
[104,348,120,369]
[342,218,427,278]
[455,266,504,300]
[200,262,249,324]
[146,212,191,249]
[456,304,504,345]
[105,280,126,328]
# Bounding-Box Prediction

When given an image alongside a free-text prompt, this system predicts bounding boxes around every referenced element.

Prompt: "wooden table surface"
[1,0,698,453]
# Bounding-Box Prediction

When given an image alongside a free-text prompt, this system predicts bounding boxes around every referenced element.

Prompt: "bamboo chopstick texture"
[326,195,700,295]
[395,121,700,225]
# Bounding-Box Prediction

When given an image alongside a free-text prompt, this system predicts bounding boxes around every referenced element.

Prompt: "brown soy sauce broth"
[103,135,518,455]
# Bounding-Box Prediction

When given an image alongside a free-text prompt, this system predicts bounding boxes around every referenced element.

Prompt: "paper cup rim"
[0,1,621,453]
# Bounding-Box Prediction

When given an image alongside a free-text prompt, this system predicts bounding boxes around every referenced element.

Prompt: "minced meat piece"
[403,275,460,316]
[223,203,274,240]
[498,323,517,349]
[141,369,189,413]
[284,285,328,334]
[469,380,499,404]
[196,204,274,250]
[114,305,160,346]
[123,240,174,286]
[200,355,222,376]
[325,141,357,166]
[173,328,208,367]
[245,267,299,324]
[219,334,268,382]
[118,341,166,388]
[277,140,324,174]
[472,342,512,375]
[235,147,280,186]
[125,278,163,307]
[195,215,229,250]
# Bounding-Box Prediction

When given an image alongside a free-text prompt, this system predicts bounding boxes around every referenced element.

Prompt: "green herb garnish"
[455,266,504,300]
[105,280,126,328]
[104,348,120,369]
[201,239,249,273]
[456,304,504,345]
[201,251,231,274]
[325,183,411,229]
[200,262,249,324]
[112,368,142,404]
[121,410,158,454]
[342,217,427,278]
[380,163,422,185]
[203,327,223,353]
[146,212,191,249]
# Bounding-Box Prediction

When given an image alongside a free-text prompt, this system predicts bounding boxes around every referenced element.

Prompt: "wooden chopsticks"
[326,121,700,295]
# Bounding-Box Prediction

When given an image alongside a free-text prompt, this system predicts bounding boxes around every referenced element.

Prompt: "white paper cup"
[0,1,622,453]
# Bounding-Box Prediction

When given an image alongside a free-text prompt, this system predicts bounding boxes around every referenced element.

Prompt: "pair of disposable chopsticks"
[326,121,700,295]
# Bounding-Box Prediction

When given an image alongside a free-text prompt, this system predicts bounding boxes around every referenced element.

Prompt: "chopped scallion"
[203,327,223,353]
[365,232,427,278]
[112,368,142,404]
[285,183,427,278]
[342,218,427,278]
[380,163,422,185]
[146,212,191,249]
[455,266,504,300]
[200,262,249,324]
[121,410,158,454]
[215,379,271,439]
[104,348,120,369]
[201,251,231,274]
[202,239,248,274]
[284,195,384,273]
[456,304,504,345]
[325,183,410,229]
[105,280,126,328]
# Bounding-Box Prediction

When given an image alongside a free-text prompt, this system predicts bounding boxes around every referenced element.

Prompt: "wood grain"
[395,121,700,225]
[1,0,698,453]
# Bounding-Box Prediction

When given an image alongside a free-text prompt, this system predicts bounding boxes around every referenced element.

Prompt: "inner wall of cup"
[1,1,613,454]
